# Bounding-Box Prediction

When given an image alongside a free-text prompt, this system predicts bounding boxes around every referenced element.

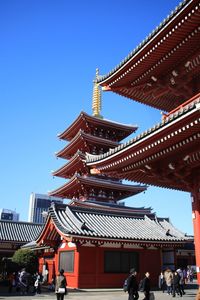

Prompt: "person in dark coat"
[127,268,139,300]
[55,269,67,300]
[158,271,165,293]
[172,271,182,297]
[142,272,151,300]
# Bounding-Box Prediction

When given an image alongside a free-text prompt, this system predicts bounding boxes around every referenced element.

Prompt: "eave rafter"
[88,100,200,191]
[71,236,185,248]
[56,130,119,159]
[49,174,146,200]
[100,1,200,111]
[52,151,88,179]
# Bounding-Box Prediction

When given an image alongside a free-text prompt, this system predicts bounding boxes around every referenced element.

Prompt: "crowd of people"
[5,265,195,299]
[158,267,195,297]
[7,268,44,295]
[6,268,67,299]
[125,266,195,300]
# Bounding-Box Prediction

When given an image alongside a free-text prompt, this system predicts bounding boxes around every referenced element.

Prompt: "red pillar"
[191,182,200,284]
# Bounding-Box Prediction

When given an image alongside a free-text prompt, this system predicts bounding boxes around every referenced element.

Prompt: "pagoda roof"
[58,111,137,141]
[0,220,42,243]
[52,151,87,179]
[56,129,119,159]
[49,174,146,200]
[97,0,200,112]
[37,203,190,246]
[86,93,200,192]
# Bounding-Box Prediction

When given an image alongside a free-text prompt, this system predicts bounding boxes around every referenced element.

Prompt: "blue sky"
[0,0,193,234]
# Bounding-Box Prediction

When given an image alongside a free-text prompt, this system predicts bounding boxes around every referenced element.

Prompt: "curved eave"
[97,0,194,85]
[69,199,153,215]
[56,130,119,159]
[49,174,146,199]
[44,204,188,245]
[58,112,87,141]
[36,213,68,245]
[58,111,137,142]
[86,99,200,191]
[52,151,87,178]
[87,97,200,165]
[76,176,146,193]
[71,235,186,247]
[49,175,80,198]
[97,0,200,111]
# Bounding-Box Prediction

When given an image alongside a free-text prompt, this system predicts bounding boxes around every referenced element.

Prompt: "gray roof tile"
[49,204,189,243]
[0,220,43,243]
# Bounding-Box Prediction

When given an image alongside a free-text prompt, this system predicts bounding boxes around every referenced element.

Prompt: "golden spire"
[92,68,103,118]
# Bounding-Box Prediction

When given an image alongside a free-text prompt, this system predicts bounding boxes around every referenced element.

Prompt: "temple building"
[86,0,200,287]
[33,70,194,288]
[0,220,42,260]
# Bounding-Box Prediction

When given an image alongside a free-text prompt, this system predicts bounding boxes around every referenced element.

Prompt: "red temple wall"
[38,243,191,288]
[55,242,80,288]
[78,245,161,288]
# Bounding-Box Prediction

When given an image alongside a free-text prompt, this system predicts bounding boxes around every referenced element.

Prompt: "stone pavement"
[0,284,198,300]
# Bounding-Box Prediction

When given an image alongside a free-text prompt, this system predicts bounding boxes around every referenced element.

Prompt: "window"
[59,251,74,273]
[104,251,139,273]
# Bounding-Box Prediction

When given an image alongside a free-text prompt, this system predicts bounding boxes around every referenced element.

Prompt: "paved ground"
[0,283,198,300]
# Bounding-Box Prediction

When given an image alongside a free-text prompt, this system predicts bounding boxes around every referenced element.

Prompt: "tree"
[12,249,38,274]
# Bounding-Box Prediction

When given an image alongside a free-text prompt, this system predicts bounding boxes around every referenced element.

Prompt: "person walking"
[8,272,16,293]
[176,268,185,295]
[158,271,165,293]
[34,272,42,294]
[172,270,182,297]
[126,268,139,300]
[141,272,151,300]
[55,269,67,300]
[164,268,173,295]
[19,268,28,295]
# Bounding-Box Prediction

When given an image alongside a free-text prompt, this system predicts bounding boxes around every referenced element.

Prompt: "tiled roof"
[97,0,191,83]
[49,203,188,243]
[49,174,146,200]
[86,95,200,163]
[56,129,119,159]
[52,150,87,178]
[69,199,153,216]
[0,220,43,243]
[58,111,137,142]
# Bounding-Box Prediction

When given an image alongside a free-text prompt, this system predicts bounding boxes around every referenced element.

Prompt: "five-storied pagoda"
[34,70,193,289]
[49,69,145,203]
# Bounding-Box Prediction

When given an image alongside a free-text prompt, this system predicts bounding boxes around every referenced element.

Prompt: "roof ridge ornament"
[92,68,103,119]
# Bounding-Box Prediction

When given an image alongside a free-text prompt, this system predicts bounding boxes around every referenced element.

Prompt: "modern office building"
[28,193,63,224]
[0,209,19,221]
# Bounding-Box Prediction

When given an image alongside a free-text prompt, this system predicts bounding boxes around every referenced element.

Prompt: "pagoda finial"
[92,68,103,118]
